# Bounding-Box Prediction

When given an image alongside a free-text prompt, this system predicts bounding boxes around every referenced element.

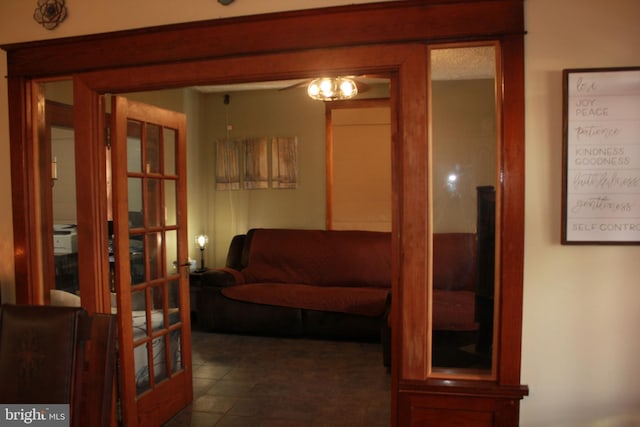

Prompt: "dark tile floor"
[163,329,391,427]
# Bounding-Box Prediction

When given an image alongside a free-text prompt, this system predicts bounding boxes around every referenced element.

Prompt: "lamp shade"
[195,234,208,249]
[307,77,358,101]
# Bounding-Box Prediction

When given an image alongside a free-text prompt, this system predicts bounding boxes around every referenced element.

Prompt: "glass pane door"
[111,96,192,426]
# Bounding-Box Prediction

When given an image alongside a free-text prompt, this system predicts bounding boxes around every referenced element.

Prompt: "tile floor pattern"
[163,330,391,427]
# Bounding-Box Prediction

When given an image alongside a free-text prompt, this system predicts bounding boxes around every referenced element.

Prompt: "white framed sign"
[562,67,640,244]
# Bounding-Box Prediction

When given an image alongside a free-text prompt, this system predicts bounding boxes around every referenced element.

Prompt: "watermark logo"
[0,405,68,426]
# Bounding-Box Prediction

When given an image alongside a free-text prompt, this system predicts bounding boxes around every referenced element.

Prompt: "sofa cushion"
[241,229,391,288]
[432,289,478,331]
[225,234,246,270]
[221,283,390,317]
[433,233,477,291]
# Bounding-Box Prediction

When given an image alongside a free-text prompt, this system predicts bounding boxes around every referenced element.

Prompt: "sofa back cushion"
[225,234,246,270]
[433,233,477,291]
[241,229,391,288]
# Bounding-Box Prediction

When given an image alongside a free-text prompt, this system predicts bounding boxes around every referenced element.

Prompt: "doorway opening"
[125,78,394,425]
[40,75,395,426]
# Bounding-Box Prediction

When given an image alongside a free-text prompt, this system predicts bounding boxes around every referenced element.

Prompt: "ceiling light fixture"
[307,77,358,101]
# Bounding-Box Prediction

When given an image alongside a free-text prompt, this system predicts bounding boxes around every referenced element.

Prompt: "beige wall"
[201,88,327,266]
[522,1,640,426]
[1,1,639,426]
[432,79,497,233]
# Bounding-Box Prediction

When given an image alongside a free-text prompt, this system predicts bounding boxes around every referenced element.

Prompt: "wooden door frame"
[3,1,527,425]
[72,42,426,425]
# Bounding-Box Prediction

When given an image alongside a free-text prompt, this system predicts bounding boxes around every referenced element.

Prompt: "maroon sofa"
[431,232,478,332]
[196,229,480,346]
[196,228,392,341]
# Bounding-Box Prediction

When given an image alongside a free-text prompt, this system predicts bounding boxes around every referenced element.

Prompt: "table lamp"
[195,234,208,272]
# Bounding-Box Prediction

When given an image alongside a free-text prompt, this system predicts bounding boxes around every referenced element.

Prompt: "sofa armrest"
[201,267,244,288]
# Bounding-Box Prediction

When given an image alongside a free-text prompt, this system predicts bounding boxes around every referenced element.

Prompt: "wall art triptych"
[215,136,298,190]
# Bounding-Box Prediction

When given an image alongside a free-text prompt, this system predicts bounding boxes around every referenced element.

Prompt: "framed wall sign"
[562,67,640,244]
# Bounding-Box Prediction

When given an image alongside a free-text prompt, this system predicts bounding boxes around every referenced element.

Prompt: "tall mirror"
[42,81,82,306]
[429,44,499,376]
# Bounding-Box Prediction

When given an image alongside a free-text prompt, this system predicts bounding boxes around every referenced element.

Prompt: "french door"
[110,96,193,426]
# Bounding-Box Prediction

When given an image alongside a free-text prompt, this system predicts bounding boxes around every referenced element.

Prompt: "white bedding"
[132,310,181,394]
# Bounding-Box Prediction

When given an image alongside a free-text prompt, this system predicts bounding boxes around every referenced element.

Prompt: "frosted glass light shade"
[307,77,358,101]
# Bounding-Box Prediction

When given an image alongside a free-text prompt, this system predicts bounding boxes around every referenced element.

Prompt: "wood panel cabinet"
[399,388,527,427]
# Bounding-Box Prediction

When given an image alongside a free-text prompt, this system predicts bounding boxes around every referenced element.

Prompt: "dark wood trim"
[497,34,526,385]
[388,75,402,426]
[66,44,402,94]
[2,0,524,79]
[8,77,40,304]
[402,47,431,380]
[108,95,137,423]
[39,96,54,303]
[45,100,74,128]
[73,79,110,314]
[400,379,530,399]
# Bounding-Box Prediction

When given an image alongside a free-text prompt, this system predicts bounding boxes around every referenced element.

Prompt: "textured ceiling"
[431,46,495,80]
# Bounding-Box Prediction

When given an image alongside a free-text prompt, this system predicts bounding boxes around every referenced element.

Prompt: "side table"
[189,269,209,323]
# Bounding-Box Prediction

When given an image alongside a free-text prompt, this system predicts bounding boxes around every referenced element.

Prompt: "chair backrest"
[0,304,117,427]
[0,304,87,424]
[79,312,117,427]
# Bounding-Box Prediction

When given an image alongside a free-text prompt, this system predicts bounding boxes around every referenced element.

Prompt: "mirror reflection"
[44,82,80,306]
[430,45,498,375]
